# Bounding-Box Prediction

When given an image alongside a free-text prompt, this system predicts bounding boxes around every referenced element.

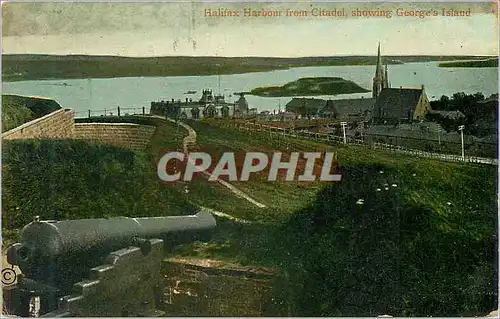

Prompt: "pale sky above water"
[1,2,498,57]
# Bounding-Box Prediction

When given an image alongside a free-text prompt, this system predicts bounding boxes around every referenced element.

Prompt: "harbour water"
[2,62,497,116]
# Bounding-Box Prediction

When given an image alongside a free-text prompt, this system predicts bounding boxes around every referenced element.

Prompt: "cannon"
[3,210,217,317]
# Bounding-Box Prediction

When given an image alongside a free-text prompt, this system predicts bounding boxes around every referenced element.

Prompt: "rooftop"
[373,88,424,120]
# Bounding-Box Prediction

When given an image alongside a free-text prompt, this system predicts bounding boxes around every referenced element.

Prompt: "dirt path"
[199,206,254,224]
[166,118,267,209]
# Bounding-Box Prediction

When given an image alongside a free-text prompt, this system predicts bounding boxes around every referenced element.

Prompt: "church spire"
[384,64,389,88]
[375,42,383,79]
[373,42,386,98]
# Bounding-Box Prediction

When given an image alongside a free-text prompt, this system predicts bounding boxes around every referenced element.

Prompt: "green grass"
[2,116,496,316]
[75,116,265,219]
[1,139,199,227]
[2,94,61,132]
[181,120,496,223]
[170,119,497,316]
[1,117,198,245]
[2,98,33,132]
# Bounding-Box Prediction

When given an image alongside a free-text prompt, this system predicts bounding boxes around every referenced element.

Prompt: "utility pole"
[87,78,92,112]
[174,109,180,175]
[341,122,347,144]
[233,102,236,127]
[360,121,365,141]
[458,125,465,160]
[216,63,221,96]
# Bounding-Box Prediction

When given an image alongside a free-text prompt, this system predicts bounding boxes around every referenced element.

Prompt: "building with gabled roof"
[285,98,327,118]
[372,85,432,124]
[332,98,375,119]
[318,98,375,121]
[318,100,339,118]
[235,93,249,114]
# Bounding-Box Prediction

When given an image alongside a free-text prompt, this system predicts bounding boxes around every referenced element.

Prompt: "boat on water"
[184,90,197,94]
[40,82,72,87]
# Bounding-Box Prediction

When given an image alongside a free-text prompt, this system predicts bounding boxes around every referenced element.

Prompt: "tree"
[473,92,485,102]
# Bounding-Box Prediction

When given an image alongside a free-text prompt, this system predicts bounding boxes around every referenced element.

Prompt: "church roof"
[373,88,423,120]
[329,98,376,115]
[286,98,327,113]
[319,100,338,116]
[319,98,375,120]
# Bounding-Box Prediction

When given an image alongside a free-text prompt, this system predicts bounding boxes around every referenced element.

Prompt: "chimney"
[186,98,188,103]
[421,84,425,91]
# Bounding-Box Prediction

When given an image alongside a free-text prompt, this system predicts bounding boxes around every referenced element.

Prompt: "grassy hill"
[2,116,255,243]
[2,94,61,132]
[173,119,497,316]
[2,116,496,316]
[2,139,198,230]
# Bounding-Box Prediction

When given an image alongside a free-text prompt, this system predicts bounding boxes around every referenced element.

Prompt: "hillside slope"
[172,119,497,316]
[2,116,496,316]
[2,94,61,132]
[2,139,198,232]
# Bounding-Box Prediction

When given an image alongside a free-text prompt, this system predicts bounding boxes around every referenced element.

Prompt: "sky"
[1,2,498,57]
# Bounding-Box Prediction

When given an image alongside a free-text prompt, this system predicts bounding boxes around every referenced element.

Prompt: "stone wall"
[73,123,156,151]
[161,258,290,316]
[2,109,75,140]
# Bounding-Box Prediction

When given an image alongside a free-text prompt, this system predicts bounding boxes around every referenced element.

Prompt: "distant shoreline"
[438,58,498,68]
[2,54,493,82]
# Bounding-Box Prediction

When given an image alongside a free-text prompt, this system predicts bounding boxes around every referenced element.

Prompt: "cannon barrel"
[7,210,216,283]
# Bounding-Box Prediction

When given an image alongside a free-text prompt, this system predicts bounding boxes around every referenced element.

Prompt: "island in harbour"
[241,77,370,97]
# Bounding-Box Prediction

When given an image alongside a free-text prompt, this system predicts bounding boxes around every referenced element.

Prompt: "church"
[284,44,432,124]
[371,43,432,124]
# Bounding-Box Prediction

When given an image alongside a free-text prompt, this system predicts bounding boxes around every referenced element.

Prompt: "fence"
[74,107,149,119]
[215,120,498,166]
[371,142,497,165]
[365,132,496,158]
